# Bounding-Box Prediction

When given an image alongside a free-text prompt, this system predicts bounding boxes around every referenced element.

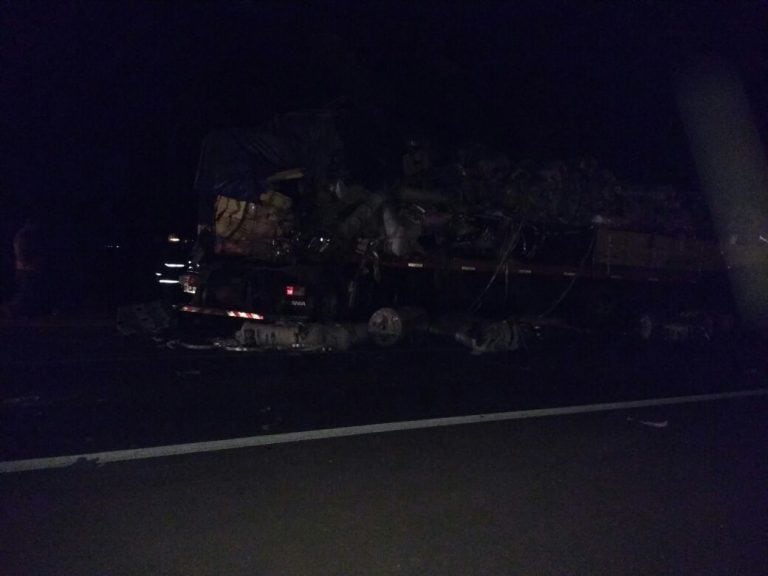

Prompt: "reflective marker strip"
[517,269,532,274]
[563,272,577,277]
[460,266,476,271]
[407,262,424,268]
[226,311,264,319]
[179,306,264,320]
[3,388,765,474]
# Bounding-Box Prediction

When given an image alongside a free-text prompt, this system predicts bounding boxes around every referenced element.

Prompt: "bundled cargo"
[174,113,750,348]
[192,108,716,267]
[194,112,344,259]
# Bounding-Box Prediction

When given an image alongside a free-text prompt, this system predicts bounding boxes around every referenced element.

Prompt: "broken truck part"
[367,307,429,347]
[234,321,368,352]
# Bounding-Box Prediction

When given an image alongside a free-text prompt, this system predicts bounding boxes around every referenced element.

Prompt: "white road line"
[2,388,767,474]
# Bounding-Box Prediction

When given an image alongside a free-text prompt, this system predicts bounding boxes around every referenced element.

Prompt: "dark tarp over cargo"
[194,112,343,228]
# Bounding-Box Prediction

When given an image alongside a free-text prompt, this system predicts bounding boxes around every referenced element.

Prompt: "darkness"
[3,6,768,572]
[2,1,767,239]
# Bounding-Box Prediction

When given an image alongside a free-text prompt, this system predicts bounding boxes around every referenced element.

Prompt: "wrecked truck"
[168,111,746,351]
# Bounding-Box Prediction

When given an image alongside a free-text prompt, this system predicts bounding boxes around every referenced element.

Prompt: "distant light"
[105,244,121,249]
[168,234,182,243]
[158,279,180,284]
[164,263,185,268]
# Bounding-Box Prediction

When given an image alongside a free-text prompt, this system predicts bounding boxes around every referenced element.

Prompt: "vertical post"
[677,63,768,330]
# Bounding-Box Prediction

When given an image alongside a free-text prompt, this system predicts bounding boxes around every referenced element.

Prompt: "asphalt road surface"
[1,318,766,461]
[2,396,767,575]
[1,315,767,574]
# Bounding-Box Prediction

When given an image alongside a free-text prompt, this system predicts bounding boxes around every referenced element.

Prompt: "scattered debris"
[117,301,174,336]
[455,320,524,354]
[234,321,368,352]
[627,416,670,429]
[165,339,216,350]
[662,311,713,343]
[68,456,104,470]
[212,338,261,352]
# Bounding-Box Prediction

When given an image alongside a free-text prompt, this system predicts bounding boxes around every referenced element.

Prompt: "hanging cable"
[536,230,596,318]
[469,220,525,312]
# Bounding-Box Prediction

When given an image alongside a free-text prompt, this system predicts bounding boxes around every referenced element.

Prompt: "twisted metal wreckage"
[122,112,758,352]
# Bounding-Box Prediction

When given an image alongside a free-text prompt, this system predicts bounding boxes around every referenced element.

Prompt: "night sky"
[3,1,766,239]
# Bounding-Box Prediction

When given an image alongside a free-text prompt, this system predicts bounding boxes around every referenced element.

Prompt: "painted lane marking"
[2,388,766,474]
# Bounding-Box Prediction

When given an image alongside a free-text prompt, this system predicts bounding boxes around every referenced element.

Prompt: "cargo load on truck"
[168,110,760,351]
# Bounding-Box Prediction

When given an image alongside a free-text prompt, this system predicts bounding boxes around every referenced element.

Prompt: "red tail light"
[285,285,306,297]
